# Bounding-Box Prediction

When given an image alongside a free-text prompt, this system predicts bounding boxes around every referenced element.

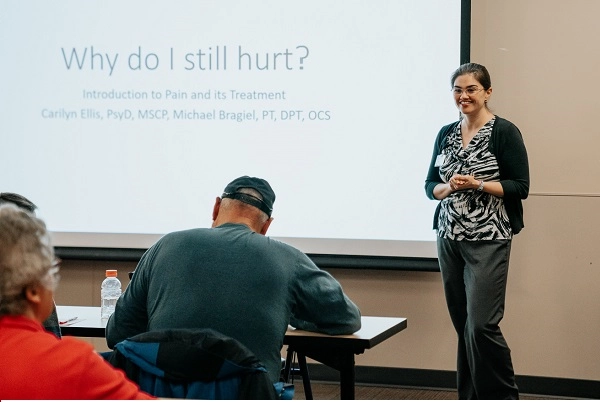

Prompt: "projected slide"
[0,0,463,258]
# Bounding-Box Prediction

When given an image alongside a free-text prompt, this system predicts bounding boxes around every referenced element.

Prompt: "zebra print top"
[437,117,512,241]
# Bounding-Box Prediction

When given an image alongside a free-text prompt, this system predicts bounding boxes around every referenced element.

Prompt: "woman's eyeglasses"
[452,86,484,96]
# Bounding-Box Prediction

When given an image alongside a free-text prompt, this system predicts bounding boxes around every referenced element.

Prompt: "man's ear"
[212,197,222,222]
[259,217,273,235]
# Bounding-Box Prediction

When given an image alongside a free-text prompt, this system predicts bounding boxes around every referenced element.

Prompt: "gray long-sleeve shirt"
[106,223,361,383]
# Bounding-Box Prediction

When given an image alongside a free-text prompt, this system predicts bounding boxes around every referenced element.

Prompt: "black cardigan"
[425,116,530,235]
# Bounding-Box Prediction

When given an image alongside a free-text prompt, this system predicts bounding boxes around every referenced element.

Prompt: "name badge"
[434,154,446,167]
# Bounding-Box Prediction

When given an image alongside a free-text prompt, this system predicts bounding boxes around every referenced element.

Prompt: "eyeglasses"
[452,86,484,96]
[41,259,61,291]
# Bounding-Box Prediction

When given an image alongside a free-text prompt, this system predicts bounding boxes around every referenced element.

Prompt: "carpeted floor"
[292,381,565,400]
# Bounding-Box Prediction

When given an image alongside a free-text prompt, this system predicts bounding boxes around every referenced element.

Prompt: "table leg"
[338,352,356,400]
[289,346,361,400]
[296,352,313,399]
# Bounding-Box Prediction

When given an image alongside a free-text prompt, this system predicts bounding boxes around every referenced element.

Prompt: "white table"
[57,305,407,399]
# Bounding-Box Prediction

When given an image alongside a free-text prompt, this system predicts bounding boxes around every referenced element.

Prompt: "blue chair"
[106,328,292,399]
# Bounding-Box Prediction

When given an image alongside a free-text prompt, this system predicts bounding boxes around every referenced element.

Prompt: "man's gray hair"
[221,187,269,222]
[0,204,54,315]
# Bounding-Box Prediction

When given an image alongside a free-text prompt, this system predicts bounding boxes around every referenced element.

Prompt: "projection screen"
[0,0,468,264]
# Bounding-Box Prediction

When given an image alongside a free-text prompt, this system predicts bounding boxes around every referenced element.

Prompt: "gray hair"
[221,187,270,223]
[0,204,54,316]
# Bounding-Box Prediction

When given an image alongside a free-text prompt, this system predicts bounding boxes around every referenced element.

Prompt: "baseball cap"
[221,176,276,217]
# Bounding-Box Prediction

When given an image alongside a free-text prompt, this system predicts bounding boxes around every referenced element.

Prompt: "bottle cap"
[105,269,118,277]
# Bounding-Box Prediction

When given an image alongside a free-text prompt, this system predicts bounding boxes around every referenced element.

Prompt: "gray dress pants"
[437,237,519,400]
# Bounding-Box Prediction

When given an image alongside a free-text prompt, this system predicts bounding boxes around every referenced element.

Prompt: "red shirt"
[0,315,155,400]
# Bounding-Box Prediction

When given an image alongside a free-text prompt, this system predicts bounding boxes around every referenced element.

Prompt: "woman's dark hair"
[450,63,492,90]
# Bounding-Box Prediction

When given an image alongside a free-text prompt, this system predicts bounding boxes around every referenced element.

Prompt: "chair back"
[107,328,284,399]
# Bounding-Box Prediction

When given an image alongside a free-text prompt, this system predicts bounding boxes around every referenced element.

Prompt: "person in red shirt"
[0,192,62,338]
[0,204,154,400]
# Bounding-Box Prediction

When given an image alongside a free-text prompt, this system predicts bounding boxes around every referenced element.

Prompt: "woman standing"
[425,63,529,399]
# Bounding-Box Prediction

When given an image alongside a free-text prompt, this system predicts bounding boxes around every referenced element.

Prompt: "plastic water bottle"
[101,269,121,319]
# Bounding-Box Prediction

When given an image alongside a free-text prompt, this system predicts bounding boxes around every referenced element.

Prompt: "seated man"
[0,205,154,399]
[106,176,362,383]
[0,192,61,338]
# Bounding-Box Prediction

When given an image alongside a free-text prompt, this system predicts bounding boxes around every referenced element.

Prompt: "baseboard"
[303,364,600,399]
